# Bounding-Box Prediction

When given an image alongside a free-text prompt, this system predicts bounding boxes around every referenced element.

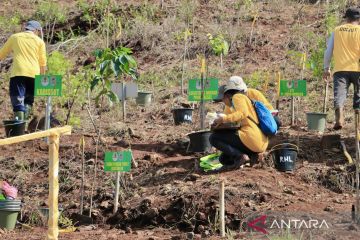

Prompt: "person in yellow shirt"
[227,75,281,127]
[0,20,47,120]
[323,7,360,130]
[209,82,269,172]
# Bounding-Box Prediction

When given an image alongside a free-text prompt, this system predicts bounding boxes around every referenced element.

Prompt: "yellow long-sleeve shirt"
[0,31,46,78]
[246,88,274,110]
[333,24,360,73]
[222,93,268,153]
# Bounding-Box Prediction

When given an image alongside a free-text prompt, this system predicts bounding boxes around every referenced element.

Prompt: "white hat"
[228,76,247,92]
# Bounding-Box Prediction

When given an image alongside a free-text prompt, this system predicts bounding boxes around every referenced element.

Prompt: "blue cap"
[25,20,42,31]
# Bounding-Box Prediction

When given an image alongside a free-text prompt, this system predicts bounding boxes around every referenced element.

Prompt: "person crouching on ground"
[209,82,269,172]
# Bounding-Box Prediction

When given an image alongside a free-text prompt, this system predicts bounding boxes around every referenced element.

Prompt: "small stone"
[324,206,334,212]
[283,188,296,195]
[259,194,268,202]
[125,226,132,234]
[100,200,110,208]
[86,158,95,165]
[196,212,206,221]
[186,232,195,240]
[197,224,205,233]
[144,153,161,163]
[333,198,344,204]
[173,180,182,185]
[78,225,96,232]
[203,230,210,237]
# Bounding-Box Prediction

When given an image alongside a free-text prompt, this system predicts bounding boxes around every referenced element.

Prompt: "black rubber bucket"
[172,108,193,125]
[188,130,212,153]
[3,120,26,137]
[270,143,298,172]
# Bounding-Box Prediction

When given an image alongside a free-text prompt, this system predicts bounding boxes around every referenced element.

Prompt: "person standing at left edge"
[0,20,47,121]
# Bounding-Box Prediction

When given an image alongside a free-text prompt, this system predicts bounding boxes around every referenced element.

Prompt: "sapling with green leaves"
[207,33,229,68]
[91,47,137,102]
[47,51,91,126]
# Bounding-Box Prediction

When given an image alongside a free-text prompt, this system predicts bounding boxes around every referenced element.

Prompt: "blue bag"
[232,96,278,136]
[248,100,278,136]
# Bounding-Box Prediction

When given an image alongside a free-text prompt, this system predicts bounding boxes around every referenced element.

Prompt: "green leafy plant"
[58,214,75,229]
[47,51,92,125]
[47,51,72,76]
[91,47,137,103]
[246,70,264,89]
[207,33,229,68]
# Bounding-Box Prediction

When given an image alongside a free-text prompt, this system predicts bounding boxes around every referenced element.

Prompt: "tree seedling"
[207,33,229,68]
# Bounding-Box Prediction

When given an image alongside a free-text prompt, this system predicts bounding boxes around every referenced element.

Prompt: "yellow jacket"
[246,88,274,110]
[222,93,268,153]
[333,24,360,73]
[0,31,46,78]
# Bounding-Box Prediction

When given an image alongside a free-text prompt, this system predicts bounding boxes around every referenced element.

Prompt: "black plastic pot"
[172,108,193,125]
[270,143,298,172]
[188,130,212,153]
[3,120,26,137]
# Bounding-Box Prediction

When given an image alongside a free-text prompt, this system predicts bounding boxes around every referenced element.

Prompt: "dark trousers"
[333,71,360,109]
[209,130,255,165]
[9,76,35,112]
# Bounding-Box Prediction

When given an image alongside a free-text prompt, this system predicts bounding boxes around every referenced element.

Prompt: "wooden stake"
[48,134,60,240]
[200,57,206,130]
[89,135,100,217]
[291,97,295,126]
[122,82,126,121]
[219,180,225,237]
[323,81,329,113]
[79,136,85,215]
[276,71,281,110]
[114,172,120,213]
[355,111,360,224]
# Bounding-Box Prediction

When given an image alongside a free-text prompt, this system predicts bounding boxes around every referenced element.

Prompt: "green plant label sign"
[35,75,62,96]
[104,150,132,172]
[279,79,307,97]
[188,78,219,101]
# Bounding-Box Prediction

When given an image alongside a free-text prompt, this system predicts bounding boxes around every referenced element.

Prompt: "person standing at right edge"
[0,20,47,121]
[323,7,360,130]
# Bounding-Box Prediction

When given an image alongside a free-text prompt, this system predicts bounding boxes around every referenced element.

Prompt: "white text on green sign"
[279,79,306,97]
[35,75,62,97]
[104,150,132,172]
[188,78,219,101]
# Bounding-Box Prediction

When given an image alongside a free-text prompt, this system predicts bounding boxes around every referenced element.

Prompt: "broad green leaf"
[90,75,101,91]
